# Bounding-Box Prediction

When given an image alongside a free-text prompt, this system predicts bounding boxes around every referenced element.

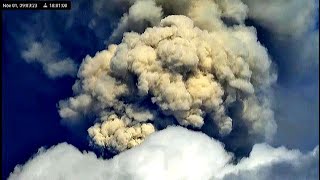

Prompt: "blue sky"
[2,10,107,178]
[2,1,319,179]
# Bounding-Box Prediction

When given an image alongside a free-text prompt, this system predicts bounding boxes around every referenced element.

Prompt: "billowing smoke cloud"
[59,8,277,151]
[240,0,319,151]
[8,127,319,180]
[6,0,319,179]
[107,0,163,43]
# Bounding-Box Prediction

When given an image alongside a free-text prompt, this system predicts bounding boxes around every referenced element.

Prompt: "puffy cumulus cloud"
[21,40,77,78]
[58,13,277,152]
[8,127,319,180]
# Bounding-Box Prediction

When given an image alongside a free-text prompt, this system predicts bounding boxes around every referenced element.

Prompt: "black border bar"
[1,1,71,10]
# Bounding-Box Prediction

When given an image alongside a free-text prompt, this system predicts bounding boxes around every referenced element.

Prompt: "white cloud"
[8,127,319,180]
[223,144,319,180]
